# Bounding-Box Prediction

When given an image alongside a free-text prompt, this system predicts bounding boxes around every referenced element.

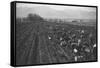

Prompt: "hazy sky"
[16,3,96,19]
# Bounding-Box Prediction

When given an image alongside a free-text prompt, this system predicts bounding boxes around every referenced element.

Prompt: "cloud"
[16,3,96,19]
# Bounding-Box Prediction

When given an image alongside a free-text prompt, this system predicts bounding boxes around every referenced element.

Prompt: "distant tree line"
[16,13,44,23]
[27,13,44,21]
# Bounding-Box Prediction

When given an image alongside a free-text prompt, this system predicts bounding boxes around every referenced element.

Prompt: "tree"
[27,13,44,21]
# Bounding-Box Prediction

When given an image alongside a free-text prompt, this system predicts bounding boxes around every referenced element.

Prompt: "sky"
[16,3,96,20]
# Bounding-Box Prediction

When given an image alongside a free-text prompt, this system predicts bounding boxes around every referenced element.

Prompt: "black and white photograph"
[11,1,97,66]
